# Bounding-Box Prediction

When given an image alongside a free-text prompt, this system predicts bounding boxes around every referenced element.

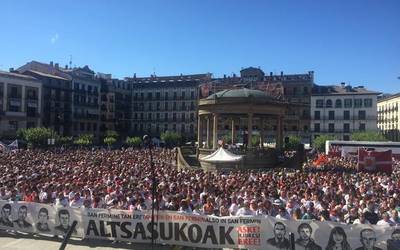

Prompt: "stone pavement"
[0,231,176,250]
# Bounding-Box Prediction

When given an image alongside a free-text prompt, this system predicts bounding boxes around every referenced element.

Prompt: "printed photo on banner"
[267,222,290,250]
[295,223,322,250]
[0,203,13,227]
[54,208,77,235]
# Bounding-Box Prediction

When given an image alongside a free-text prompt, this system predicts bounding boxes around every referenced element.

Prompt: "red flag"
[358,148,393,173]
[328,145,341,158]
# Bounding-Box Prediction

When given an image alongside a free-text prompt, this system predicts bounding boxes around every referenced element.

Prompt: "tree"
[285,135,301,150]
[351,131,388,142]
[73,134,94,147]
[18,127,58,148]
[57,136,73,146]
[104,136,117,148]
[125,136,142,148]
[313,135,336,152]
[105,130,119,139]
[161,131,181,148]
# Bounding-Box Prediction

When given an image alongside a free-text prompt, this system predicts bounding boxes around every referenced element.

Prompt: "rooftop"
[27,70,70,81]
[312,84,380,96]
[206,88,271,100]
[0,70,39,81]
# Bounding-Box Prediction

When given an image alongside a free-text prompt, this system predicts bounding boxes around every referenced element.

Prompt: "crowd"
[0,147,399,226]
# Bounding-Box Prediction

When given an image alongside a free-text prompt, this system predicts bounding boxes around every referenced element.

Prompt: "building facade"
[311,83,379,141]
[0,70,42,138]
[377,93,400,141]
[61,66,101,139]
[127,74,211,140]
[22,70,72,136]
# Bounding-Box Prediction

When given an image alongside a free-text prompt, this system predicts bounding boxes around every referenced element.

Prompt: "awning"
[200,147,243,163]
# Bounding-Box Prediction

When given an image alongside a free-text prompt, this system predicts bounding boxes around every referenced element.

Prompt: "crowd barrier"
[0,200,399,249]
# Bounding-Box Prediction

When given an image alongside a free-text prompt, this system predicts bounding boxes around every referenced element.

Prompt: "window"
[303,87,308,94]
[191,91,195,99]
[9,121,18,130]
[359,123,366,131]
[358,110,366,120]
[326,99,332,108]
[165,92,169,100]
[335,99,342,108]
[328,123,335,133]
[156,92,160,100]
[304,125,308,132]
[354,98,362,108]
[343,135,350,141]
[165,102,169,111]
[364,98,372,107]
[344,99,352,108]
[148,113,152,120]
[344,110,350,120]
[93,123,97,131]
[147,93,152,100]
[148,103,152,111]
[328,111,335,120]
[314,111,320,120]
[343,123,350,133]
[173,102,176,110]
[314,123,320,132]
[164,113,168,121]
[80,123,85,131]
[173,113,176,121]
[316,99,323,108]
[182,91,186,99]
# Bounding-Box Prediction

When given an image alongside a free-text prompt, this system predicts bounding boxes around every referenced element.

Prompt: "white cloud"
[50,33,59,44]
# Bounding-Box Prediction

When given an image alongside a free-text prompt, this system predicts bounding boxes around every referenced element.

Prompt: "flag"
[8,140,18,150]
[358,148,392,173]
[328,145,341,158]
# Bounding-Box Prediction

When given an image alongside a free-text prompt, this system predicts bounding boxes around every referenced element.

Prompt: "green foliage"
[313,135,336,152]
[57,136,73,146]
[350,131,388,142]
[74,134,94,146]
[161,131,181,148]
[251,135,260,147]
[285,135,301,150]
[125,136,142,148]
[104,136,117,147]
[105,130,119,139]
[18,127,58,148]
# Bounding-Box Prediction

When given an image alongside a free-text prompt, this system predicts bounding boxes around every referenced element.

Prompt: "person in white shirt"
[353,213,370,225]
[236,201,254,216]
[275,207,291,220]
[377,212,394,226]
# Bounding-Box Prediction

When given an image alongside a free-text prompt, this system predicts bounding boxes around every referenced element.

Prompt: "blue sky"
[1,0,399,93]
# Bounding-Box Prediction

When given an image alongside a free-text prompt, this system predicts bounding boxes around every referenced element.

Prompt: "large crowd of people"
[0,147,399,227]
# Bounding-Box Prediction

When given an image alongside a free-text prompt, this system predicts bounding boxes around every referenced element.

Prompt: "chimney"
[133,73,136,79]
[280,71,283,76]
[270,72,273,77]
[50,61,53,67]
[65,64,68,69]
[55,63,59,69]
[341,82,346,88]
[223,74,226,79]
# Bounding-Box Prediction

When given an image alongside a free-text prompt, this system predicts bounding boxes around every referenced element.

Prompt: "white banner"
[0,201,399,249]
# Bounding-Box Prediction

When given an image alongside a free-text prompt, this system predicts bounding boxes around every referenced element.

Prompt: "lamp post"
[143,134,157,247]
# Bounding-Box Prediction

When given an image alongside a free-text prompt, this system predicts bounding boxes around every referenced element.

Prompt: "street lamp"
[142,134,157,247]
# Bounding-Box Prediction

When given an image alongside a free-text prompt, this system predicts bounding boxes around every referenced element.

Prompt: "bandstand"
[197,88,288,171]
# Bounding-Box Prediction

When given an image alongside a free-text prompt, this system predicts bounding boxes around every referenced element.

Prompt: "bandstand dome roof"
[206,88,270,100]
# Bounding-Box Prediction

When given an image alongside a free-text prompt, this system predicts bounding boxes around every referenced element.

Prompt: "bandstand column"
[276,115,283,149]
[206,116,210,148]
[231,118,235,145]
[212,113,219,149]
[197,115,203,148]
[247,113,253,148]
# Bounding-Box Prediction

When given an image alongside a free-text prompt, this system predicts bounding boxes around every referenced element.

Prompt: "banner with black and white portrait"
[0,200,398,249]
